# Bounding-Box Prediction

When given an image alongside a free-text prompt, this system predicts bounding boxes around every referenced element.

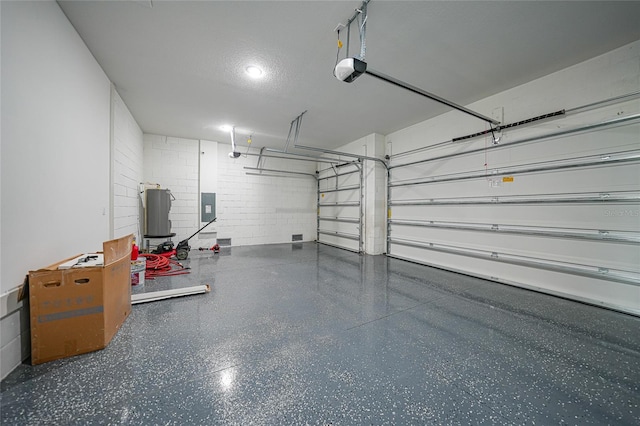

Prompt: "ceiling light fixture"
[245,66,263,78]
[220,124,233,132]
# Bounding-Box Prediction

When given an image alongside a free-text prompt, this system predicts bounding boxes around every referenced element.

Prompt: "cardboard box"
[28,234,133,365]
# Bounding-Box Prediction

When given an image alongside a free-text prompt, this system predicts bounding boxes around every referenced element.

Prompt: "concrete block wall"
[143,135,200,246]
[143,135,317,248]
[214,144,317,246]
[0,294,29,382]
[111,87,144,243]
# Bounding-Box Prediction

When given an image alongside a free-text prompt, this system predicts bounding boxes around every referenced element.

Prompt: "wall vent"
[292,234,303,242]
[217,238,232,246]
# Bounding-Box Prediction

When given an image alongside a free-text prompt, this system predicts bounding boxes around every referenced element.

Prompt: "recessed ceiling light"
[245,66,263,78]
[220,124,233,132]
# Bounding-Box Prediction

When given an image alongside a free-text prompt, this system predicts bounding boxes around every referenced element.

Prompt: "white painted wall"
[1,0,111,293]
[361,134,386,255]
[143,135,317,248]
[142,135,200,248]
[111,87,144,243]
[1,1,113,379]
[215,144,317,246]
[385,40,640,315]
[197,139,220,248]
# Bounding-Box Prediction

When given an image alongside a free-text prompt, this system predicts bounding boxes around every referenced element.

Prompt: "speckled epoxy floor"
[2,242,639,425]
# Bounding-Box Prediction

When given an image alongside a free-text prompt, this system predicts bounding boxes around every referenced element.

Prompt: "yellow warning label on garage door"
[502,176,514,182]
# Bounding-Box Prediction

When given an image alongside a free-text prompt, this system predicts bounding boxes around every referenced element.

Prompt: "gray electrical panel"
[145,188,173,236]
[201,193,216,222]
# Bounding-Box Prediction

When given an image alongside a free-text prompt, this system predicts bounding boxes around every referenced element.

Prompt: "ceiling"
[58,1,640,152]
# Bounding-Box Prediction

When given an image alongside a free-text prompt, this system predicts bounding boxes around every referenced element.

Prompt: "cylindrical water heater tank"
[145,188,172,237]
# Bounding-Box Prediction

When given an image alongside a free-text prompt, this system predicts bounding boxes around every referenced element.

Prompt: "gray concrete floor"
[1,242,639,425]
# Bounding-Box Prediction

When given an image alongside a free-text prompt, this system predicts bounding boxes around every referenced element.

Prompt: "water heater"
[145,188,172,237]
